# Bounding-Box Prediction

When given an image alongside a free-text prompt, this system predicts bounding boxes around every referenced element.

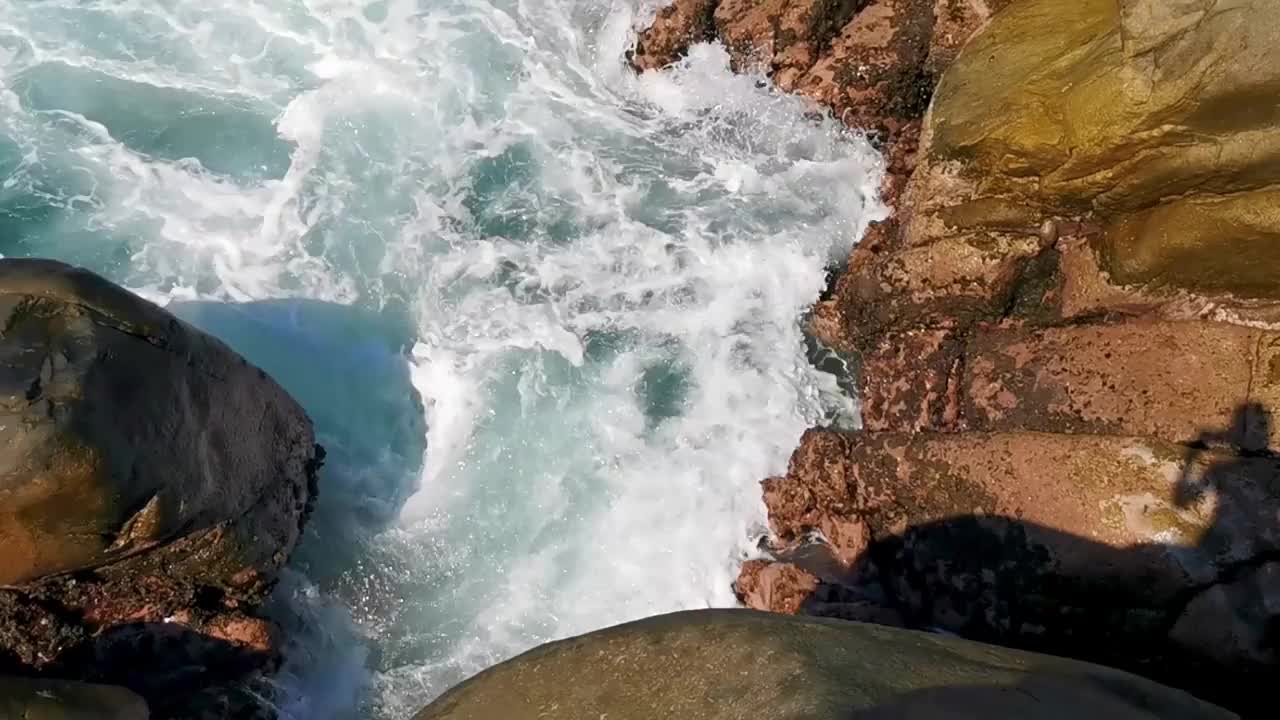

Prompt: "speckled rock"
[413,610,1233,720]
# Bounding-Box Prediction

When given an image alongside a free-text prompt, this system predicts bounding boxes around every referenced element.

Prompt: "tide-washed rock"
[0,675,148,719]
[414,609,1233,720]
[628,0,717,71]
[630,0,1007,207]
[0,259,321,718]
[743,427,1280,714]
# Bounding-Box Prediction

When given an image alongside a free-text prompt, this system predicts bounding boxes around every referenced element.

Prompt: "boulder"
[0,258,318,594]
[0,675,147,720]
[829,0,1280,353]
[414,609,1233,720]
[0,259,321,716]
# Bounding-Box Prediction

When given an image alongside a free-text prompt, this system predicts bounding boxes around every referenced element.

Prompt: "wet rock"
[0,675,148,719]
[860,327,961,432]
[734,559,821,614]
[712,0,862,85]
[413,609,1233,720]
[735,559,905,624]
[628,0,717,71]
[0,259,321,717]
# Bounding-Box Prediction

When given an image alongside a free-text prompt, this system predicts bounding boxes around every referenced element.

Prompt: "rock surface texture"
[636,0,1280,717]
[413,610,1235,720]
[0,259,321,719]
[0,675,149,720]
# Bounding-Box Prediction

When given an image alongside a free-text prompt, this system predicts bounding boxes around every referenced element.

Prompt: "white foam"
[0,0,883,716]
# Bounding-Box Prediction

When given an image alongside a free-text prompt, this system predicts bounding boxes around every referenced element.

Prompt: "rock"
[928,0,1280,217]
[828,0,1280,354]
[0,259,321,716]
[0,259,318,588]
[734,559,821,614]
[962,321,1280,448]
[630,0,1007,208]
[0,675,148,719]
[712,0,862,86]
[735,559,905,624]
[746,427,1280,714]
[628,0,717,71]
[414,609,1233,720]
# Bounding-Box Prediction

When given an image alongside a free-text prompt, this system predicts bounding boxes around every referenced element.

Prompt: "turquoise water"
[0,0,883,716]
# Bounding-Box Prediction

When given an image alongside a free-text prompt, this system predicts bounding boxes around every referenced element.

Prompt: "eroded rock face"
[826,0,1280,355]
[0,259,321,718]
[741,427,1280,713]
[629,0,718,71]
[414,610,1233,720]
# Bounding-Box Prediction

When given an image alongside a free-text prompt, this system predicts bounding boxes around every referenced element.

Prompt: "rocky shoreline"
[2,1,1276,716]
[635,0,1280,716]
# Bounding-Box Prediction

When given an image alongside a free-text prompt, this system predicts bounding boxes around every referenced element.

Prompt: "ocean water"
[0,0,883,716]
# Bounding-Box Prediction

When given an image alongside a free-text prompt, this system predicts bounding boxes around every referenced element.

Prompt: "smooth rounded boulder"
[0,258,318,589]
[414,610,1233,720]
[0,259,321,716]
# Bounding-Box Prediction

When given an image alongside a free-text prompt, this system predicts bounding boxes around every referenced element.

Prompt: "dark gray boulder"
[0,259,321,718]
[0,259,318,588]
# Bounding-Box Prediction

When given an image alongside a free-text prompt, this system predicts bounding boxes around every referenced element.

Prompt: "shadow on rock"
[744,403,1280,718]
[50,622,279,719]
[843,672,1225,720]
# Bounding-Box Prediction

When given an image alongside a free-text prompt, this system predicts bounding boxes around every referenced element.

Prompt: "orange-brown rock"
[712,0,862,88]
[963,321,1280,449]
[860,327,961,432]
[734,560,821,614]
[745,426,1280,714]
[629,0,717,71]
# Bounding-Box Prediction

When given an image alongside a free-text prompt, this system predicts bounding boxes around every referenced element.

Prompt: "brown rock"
[0,259,319,589]
[861,328,961,432]
[414,609,1236,720]
[628,0,717,71]
[761,429,870,566]
[758,427,1280,714]
[734,559,821,614]
[962,321,1278,449]
[791,0,935,134]
[712,0,862,83]
[0,259,322,718]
